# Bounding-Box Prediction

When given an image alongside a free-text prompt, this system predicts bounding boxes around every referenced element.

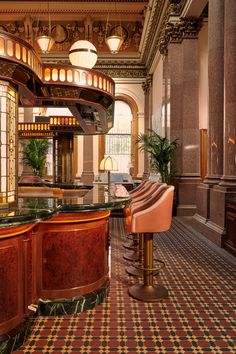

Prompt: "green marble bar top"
[59,184,130,212]
[0,185,130,228]
[0,198,57,227]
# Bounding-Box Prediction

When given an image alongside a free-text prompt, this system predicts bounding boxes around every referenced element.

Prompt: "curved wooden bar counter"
[0,185,130,353]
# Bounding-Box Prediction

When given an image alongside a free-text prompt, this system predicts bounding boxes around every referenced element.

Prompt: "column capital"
[142,75,153,94]
[159,17,201,55]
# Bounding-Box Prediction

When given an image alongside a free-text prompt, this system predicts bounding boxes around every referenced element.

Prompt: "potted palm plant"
[23,139,51,178]
[137,130,179,184]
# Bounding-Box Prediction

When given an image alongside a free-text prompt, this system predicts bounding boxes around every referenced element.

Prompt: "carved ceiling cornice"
[96,62,147,78]
[0,0,204,79]
[41,53,146,78]
[140,0,166,65]
[143,0,201,72]
[96,67,147,79]
[0,1,146,18]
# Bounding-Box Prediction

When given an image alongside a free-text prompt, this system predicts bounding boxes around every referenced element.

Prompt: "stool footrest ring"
[132,259,165,273]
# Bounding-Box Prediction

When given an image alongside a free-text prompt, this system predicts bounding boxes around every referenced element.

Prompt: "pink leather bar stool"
[128,185,174,302]
[125,183,167,273]
[123,180,157,250]
[129,179,148,196]
[124,181,163,227]
[123,181,163,255]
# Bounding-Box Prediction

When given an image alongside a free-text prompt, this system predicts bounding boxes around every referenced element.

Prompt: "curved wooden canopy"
[0,30,115,134]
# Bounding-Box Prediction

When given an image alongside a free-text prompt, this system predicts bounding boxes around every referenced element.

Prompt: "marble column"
[80,135,94,185]
[205,0,236,245]
[195,0,224,222]
[142,75,153,180]
[193,0,236,246]
[220,0,236,187]
[169,43,183,176]
[169,39,201,216]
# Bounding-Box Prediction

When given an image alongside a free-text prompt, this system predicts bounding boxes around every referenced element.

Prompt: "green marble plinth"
[38,280,110,316]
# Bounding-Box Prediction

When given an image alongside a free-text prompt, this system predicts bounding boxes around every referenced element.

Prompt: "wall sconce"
[36,1,55,53]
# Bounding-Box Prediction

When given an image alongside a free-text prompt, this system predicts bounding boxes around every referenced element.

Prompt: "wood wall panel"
[0,237,24,335]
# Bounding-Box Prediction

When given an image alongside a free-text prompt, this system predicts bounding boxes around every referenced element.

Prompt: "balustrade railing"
[0,30,115,97]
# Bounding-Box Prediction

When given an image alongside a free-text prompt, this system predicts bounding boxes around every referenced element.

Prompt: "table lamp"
[100,156,118,191]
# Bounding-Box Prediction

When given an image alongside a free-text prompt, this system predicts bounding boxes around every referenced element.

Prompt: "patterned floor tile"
[14,218,236,354]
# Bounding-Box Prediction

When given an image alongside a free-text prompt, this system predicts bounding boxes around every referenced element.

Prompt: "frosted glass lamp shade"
[100,156,118,171]
[105,35,124,54]
[37,35,55,53]
[69,40,98,69]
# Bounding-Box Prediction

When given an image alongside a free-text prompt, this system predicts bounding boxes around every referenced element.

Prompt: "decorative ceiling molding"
[142,0,201,72]
[0,0,205,78]
[0,1,147,18]
[97,67,147,79]
[96,62,147,78]
[0,18,143,54]
[140,0,166,65]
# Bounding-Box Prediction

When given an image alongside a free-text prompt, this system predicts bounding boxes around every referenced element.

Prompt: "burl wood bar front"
[0,185,130,352]
[37,211,110,304]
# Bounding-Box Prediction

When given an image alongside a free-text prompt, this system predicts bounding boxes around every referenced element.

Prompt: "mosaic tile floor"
[14,218,236,353]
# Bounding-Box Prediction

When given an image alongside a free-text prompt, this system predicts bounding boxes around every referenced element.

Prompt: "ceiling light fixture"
[105,1,124,54]
[36,1,55,53]
[69,40,98,69]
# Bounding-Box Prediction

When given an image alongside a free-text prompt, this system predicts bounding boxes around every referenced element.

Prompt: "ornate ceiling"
[0,1,205,78]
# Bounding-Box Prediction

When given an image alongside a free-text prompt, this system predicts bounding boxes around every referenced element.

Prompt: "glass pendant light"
[36,1,55,53]
[105,1,124,54]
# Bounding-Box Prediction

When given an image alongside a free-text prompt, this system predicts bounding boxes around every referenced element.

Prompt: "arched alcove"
[99,94,139,178]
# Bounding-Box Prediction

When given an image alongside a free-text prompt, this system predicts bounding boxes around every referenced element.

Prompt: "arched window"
[105,101,132,173]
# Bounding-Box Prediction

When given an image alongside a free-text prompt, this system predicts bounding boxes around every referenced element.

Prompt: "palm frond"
[137,131,179,183]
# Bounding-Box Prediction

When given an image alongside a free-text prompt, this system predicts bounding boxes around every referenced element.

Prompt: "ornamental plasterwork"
[142,74,153,94]
[0,17,143,54]
[169,0,189,15]
[140,0,165,64]
[144,0,200,71]
[97,68,147,79]
[95,61,147,78]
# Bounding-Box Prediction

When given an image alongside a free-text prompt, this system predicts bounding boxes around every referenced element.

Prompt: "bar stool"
[123,180,157,250]
[125,183,167,274]
[129,179,148,196]
[128,185,174,302]
[123,181,163,257]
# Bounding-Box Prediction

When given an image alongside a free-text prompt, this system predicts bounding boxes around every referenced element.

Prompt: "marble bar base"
[0,315,34,354]
[0,281,109,354]
[38,280,110,316]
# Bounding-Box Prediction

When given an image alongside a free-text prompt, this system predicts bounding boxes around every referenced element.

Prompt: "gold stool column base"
[128,284,168,302]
